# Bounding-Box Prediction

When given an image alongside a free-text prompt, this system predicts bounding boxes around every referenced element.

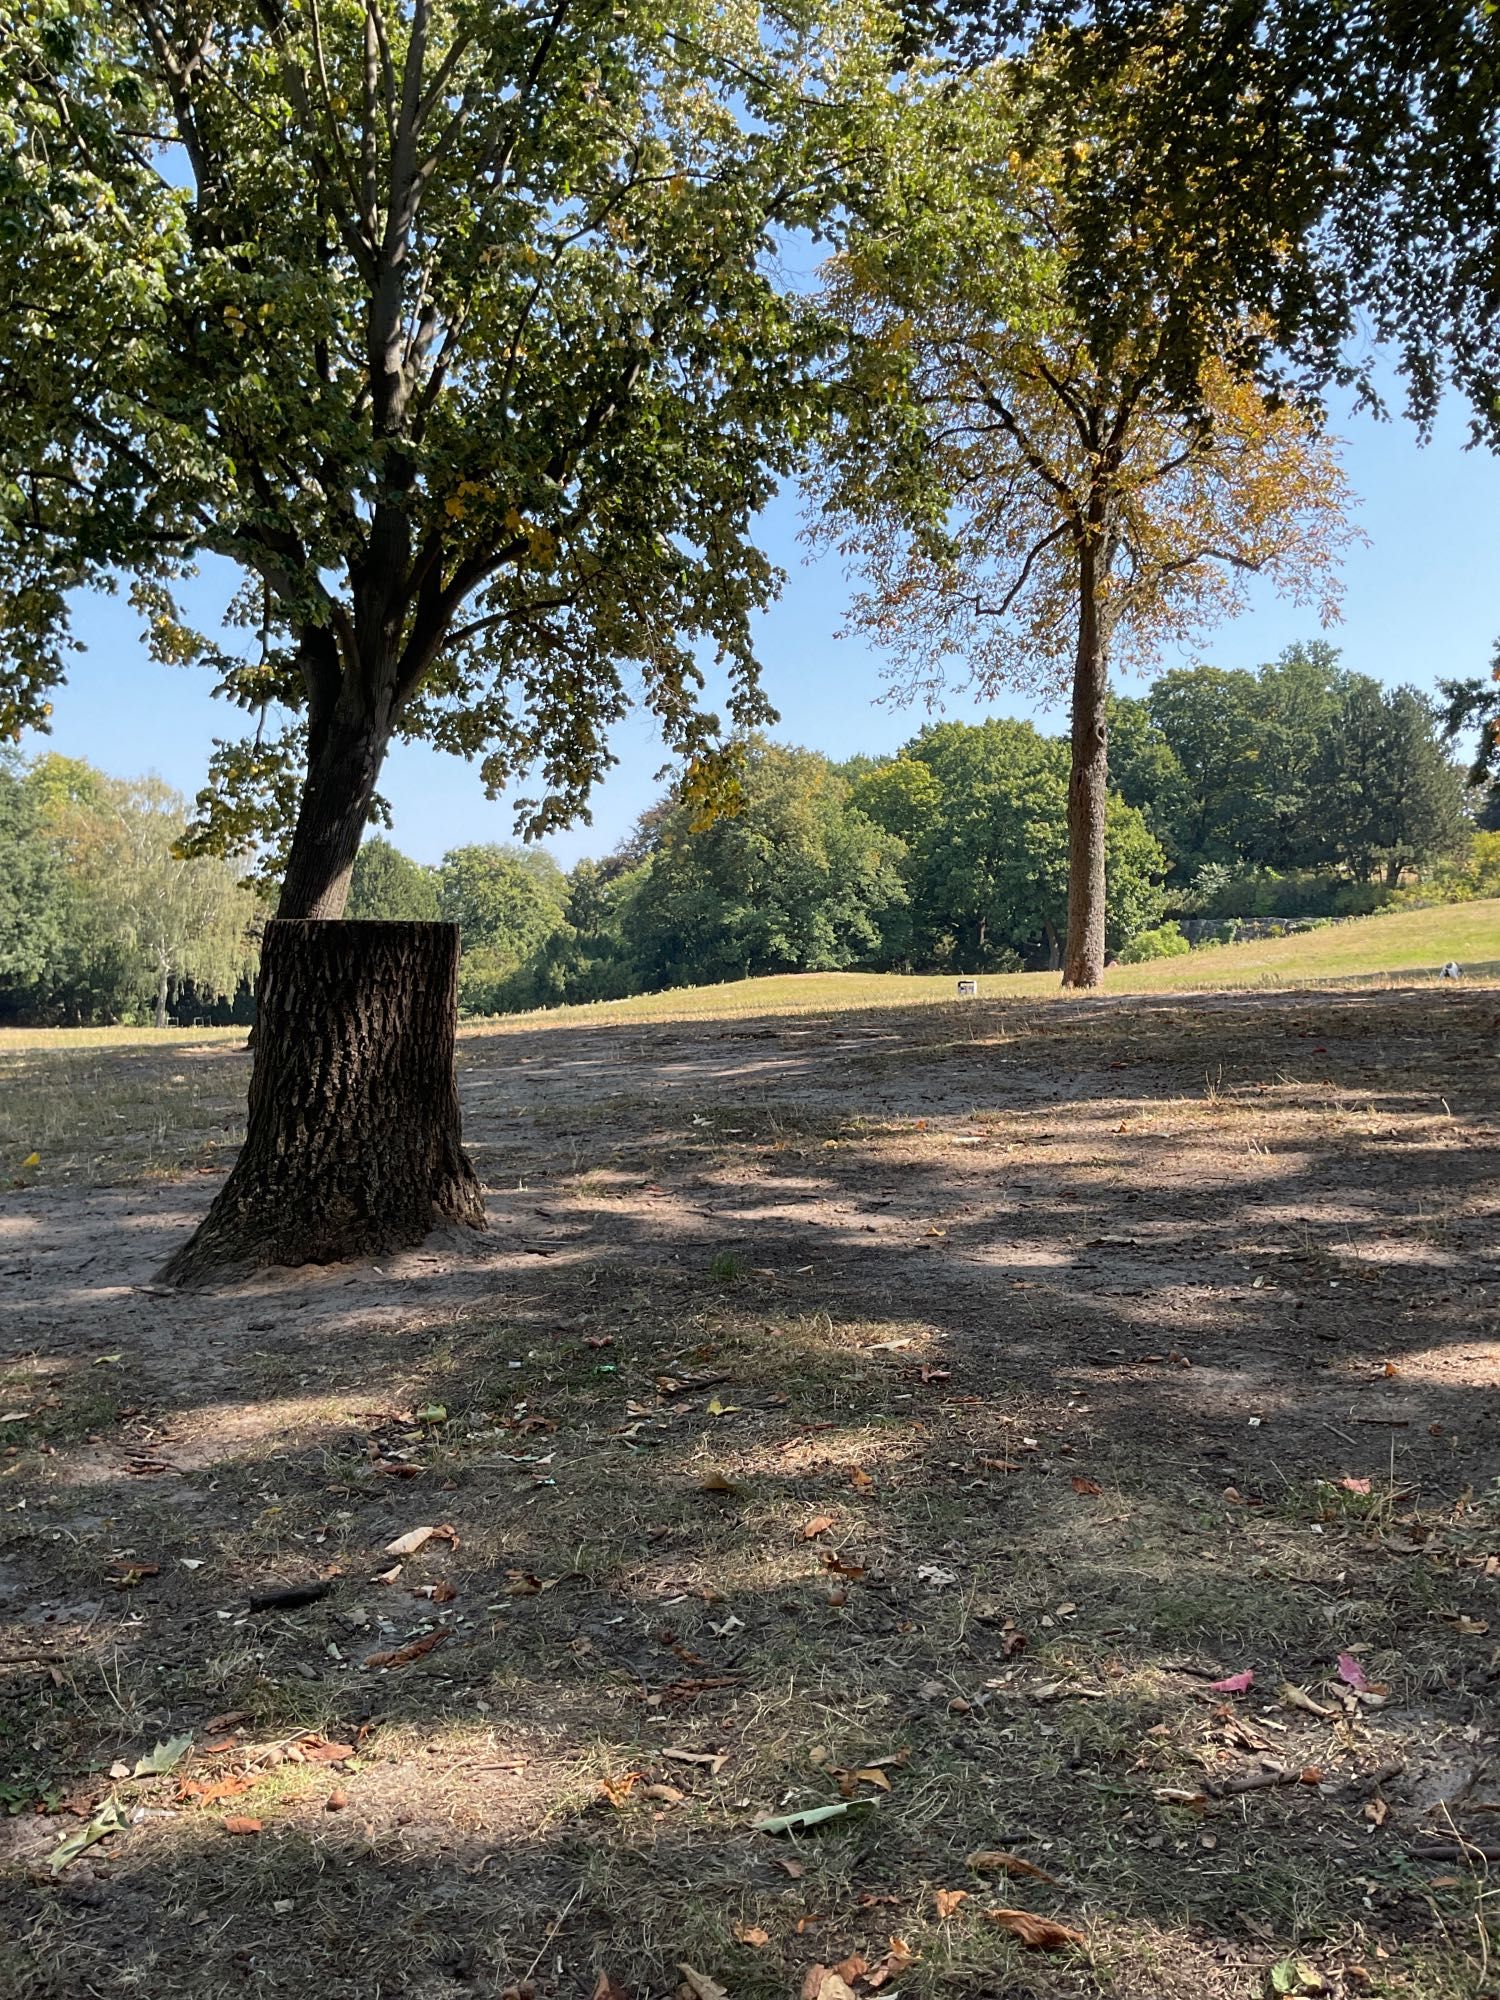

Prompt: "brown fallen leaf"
[299,1735,355,1763]
[598,1772,645,1808]
[986,1908,1085,1951]
[1070,1476,1102,1496]
[848,1466,875,1491]
[823,1553,868,1579]
[643,1783,686,1806]
[863,1938,917,1989]
[934,1888,969,1919]
[733,1925,770,1947]
[591,1976,631,2000]
[677,1966,730,2000]
[699,1472,740,1496]
[364,1627,450,1670]
[776,1857,805,1878]
[799,1971,857,2000]
[831,1954,868,1984]
[178,1773,257,1806]
[662,1748,729,1774]
[967,1850,1059,1884]
[801,1515,836,1540]
[221,1815,262,1835]
[1281,1682,1336,1718]
[382,1523,459,1558]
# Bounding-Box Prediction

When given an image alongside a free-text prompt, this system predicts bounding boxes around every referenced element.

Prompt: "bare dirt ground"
[1,982,1497,2000]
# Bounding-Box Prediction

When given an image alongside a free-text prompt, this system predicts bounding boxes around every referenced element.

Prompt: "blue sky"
[40,380,1500,870]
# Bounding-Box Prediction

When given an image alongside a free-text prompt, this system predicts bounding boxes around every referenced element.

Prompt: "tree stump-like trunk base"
[158,920,485,1288]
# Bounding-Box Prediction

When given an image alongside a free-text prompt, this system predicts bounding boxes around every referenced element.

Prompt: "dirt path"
[2,984,1497,2000]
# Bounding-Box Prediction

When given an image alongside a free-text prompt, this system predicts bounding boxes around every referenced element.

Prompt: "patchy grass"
[2,980,1498,2000]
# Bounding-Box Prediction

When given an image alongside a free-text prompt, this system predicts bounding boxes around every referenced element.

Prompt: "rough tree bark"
[1062,526,1111,990]
[157,920,485,1286]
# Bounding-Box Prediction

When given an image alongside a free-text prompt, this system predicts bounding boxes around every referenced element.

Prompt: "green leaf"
[133,1733,193,1778]
[752,1799,875,1835]
[48,1795,128,1871]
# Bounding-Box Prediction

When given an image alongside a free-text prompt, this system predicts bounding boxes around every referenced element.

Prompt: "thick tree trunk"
[158,920,485,1287]
[1062,543,1111,990]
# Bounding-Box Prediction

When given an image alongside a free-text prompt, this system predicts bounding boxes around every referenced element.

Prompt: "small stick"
[248,1580,334,1614]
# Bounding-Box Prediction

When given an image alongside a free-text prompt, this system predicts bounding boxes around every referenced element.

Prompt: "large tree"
[2,0,885,1277]
[812,60,1352,987]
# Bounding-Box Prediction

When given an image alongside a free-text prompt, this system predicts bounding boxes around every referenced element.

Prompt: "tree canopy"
[2,0,888,919]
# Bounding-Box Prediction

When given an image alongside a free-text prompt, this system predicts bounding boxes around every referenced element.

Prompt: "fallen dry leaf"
[1336,1652,1370,1692]
[699,1472,740,1496]
[849,1466,875,1491]
[733,1926,770,1947]
[1209,1670,1254,1694]
[967,1850,1059,1884]
[382,1523,459,1558]
[677,1966,730,2000]
[1281,1682,1335,1717]
[1338,1476,1373,1496]
[598,1772,645,1808]
[591,1975,631,2000]
[364,1628,450,1670]
[178,1773,257,1806]
[298,1735,354,1763]
[822,1553,868,1579]
[643,1783,686,1806]
[986,1908,1085,1951]
[1364,1797,1390,1827]
[934,1888,969,1919]
[800,1972,856,2000]
[863,1938,917,1989]
[221,1815,262,1836]
[662,1747,728,1774]
[801,1515,836,1540]
[776,1857,805,1878]
[1070,1476,1102,1496]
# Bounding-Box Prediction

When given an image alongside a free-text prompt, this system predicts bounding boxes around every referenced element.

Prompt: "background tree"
[812,60,1353,989]
[438,843,568,1013]
[1,754,260,1024]
[347,837,441,922]
[1440,650,1500,831]
[1311,681,1470,886]
[628,740,909,988]
[857,719,1164,968]
[1,0,888,1278]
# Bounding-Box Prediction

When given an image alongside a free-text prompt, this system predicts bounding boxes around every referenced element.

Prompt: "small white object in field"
[1439,961,1461,979]
[956,977,978,997]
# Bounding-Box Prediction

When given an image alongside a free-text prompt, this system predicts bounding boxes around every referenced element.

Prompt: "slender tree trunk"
[158,921,485,1285]
[159,673,487,1284]
[1384,856,1402,889]
[1062,536,1111,990]
[1043,920,1061,972]
[154,964,169,1031]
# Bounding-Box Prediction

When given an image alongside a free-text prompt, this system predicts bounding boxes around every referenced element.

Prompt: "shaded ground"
[1,982,1497,2000]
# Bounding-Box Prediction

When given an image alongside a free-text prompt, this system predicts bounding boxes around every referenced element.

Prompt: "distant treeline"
[2,646,1490,1026]
[0,753,261,1027]
[352,645,1490,1014]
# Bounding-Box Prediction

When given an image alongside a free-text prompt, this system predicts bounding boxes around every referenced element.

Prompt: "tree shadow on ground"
[1,983,1496,2000]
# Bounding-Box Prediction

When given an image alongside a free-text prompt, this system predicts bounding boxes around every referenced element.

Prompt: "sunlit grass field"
[2,897,1495,1056]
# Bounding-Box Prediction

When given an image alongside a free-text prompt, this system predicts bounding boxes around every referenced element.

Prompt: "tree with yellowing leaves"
[813,61,1357,987]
